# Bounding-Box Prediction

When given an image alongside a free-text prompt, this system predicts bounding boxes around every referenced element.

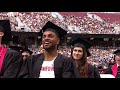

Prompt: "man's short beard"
[44,45,57,52]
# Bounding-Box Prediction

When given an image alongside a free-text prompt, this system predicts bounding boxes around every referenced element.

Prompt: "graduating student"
[69,36,100,78]
[21,48,33,61]
[105,49,120,78]
[9,46,32,61]
[0,20,22,78]
[18,21,74,78]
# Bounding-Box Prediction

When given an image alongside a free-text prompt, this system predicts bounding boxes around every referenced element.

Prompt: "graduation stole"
[0,47,7,72]
[111,63,117,77]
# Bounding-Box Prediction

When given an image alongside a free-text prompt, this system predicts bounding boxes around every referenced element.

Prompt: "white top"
[100,74,115,78]
[117,64,120,67]
[39,60,55,78]
[39,56,57,78]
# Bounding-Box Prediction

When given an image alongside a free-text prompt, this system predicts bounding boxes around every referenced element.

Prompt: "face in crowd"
[22,51,31,60]
[42,29,60,51]
[72,47,84,61]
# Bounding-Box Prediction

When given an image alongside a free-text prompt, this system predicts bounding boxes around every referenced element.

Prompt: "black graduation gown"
[0,49,23,78]
[18,53,75,78]
[88,64,100,78]
[73,62,100,78]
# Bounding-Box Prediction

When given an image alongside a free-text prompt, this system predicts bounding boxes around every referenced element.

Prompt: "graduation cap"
[21,48,33,55]
[0,20,12,44]
[113,49,120,55]
[38,21,67,41]
[68,36,92,49]
[9,46,23,52]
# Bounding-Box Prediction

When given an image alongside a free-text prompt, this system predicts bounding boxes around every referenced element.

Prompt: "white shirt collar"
[117,63,120,67]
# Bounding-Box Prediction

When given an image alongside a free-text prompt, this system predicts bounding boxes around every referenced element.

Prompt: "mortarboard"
[113,49,120,55]
[21,48,33,55]
[9,46,23,52]
[0,20,12,44]
[38,21,67,41]
[68,36,92,49]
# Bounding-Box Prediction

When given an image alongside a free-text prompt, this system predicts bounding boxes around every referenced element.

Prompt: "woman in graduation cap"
[104,49,120,78]
[0,20,22,78]
[18,21,74,78]
[69,36,100,78]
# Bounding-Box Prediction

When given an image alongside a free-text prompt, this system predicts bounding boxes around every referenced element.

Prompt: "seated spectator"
[21,48,33,61]
[69,36,100,78]
[105,49,120,78]
[0,20,22,78]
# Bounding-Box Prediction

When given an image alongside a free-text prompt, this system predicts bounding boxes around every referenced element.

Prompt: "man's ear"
[0,32,4,37]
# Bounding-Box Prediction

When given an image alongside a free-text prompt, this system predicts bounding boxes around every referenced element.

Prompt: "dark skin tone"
[42,31,60,61]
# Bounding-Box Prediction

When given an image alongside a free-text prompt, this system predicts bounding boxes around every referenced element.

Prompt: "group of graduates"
[0,19,120,78]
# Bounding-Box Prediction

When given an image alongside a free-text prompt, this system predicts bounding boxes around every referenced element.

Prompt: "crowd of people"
[0,12,120,34]
[0,12,120,78]
[29,45,117,70]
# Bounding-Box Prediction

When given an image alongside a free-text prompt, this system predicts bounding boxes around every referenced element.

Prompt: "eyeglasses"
[22,55,29,57]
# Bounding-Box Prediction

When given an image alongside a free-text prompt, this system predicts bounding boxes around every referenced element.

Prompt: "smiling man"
[18,21,75,78]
